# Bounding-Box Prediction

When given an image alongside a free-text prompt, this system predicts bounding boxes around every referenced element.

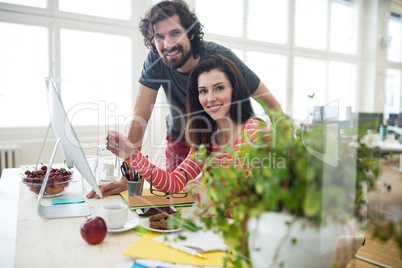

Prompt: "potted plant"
[173,104,401,267]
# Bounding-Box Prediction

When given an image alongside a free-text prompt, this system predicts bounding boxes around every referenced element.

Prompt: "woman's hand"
[183,173,206,209]
[106,130,136,160]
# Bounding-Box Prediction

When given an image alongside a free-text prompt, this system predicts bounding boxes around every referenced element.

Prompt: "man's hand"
[86,177,127,199]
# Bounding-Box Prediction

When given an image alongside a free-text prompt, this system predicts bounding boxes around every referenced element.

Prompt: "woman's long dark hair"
[139,0,205,59]
[185,55,254,149]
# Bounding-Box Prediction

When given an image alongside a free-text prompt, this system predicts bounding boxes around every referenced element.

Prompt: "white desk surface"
[388,126,402,136]
[372,135,402,153]
[350,134,402,154]
[0,164,374,268]
[0,168,19,268]
[0,167,141,268]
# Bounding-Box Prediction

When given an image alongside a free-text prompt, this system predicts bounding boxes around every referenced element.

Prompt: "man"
[87,0,282,198]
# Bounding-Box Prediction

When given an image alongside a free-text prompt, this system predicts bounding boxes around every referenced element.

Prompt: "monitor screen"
[45,77,103,198]
[312,105,339,123]
[352,112,383,133]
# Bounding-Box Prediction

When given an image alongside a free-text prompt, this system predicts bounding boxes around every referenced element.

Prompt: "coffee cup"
[100,203,128,229]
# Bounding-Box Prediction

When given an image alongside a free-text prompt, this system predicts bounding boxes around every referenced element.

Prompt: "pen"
[169,244,206,259]
[133,170,138,181]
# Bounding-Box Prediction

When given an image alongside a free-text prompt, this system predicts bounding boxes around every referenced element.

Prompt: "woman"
[106,55,270,200]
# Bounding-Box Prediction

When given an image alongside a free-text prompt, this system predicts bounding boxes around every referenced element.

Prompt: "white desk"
[0,167,373,268]
[371,134,402,153]
[373,133,402,172]
[388,125,402,136]
[0,168,140,268]
[351,133,402,172]
[0,168,20,268]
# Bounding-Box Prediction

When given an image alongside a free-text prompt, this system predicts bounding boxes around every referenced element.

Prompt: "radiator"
[0,144,21,175]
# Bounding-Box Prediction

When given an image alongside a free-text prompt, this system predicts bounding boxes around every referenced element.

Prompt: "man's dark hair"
[139,0,205,58]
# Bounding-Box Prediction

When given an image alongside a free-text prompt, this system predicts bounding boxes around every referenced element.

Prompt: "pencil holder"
[127,179,144,197]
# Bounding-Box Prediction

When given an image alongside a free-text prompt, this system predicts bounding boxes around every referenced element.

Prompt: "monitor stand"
[36,138,91,219]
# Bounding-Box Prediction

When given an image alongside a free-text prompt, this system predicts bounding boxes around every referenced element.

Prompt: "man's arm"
[250,81,283,115]
[127,84,159,149]
[86,84,158,199]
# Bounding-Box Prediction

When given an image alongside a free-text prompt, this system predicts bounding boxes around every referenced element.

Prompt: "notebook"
[120,189,195,209]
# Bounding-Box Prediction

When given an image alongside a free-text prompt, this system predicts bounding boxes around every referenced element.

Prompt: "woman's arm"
[126,148,202,193]
[107,130,203,193]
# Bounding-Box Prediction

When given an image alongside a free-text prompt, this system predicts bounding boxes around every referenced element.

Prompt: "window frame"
[0,0,148,143]
[194,0,362,119]
[2,0,401,141]
[383,2,402,118]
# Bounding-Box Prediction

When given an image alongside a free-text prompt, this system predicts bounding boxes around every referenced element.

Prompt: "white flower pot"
[247,212,364,268]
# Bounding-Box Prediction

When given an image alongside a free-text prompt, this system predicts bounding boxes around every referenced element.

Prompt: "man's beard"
[162,45,192,70]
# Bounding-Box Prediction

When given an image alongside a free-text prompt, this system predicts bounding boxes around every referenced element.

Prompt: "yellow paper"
[122,232,227,267]
[121,189,153,200]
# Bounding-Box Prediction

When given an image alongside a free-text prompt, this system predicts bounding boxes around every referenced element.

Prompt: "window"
[247,0,288,44]
[246,52,287,111]
[384,69,402,116]
[0,0,134,128]
[59,0,132,21]
[293,57,326,118]
[328,61,356,120]
[295,0,327,50]
[295,0,358,53]
[387,12,402,62]
[195,0,243,38]
[384,10,402,119]
[0,22,49,127]
[0,0,46,8]
[196,0,360,120]
[330,0,358,54]
[60,29,132,126]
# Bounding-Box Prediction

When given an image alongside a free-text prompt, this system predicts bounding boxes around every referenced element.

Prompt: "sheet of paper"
[122,232,226,267]
[153,230,228,253]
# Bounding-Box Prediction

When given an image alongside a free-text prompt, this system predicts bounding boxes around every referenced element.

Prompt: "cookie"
[158,218,169,230]
[149,212,169,222]
[150,220,162,229]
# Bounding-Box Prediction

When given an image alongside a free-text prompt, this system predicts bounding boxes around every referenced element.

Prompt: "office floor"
[347,158,402,268]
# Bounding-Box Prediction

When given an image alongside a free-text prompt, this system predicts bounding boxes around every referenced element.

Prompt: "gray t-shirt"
[138,41,260,140]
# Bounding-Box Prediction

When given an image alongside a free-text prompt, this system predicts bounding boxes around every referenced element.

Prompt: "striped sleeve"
[241,119,272,146]
[126,148,203,193]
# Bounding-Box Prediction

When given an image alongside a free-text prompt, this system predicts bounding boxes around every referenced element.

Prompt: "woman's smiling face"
[197,69,233,122]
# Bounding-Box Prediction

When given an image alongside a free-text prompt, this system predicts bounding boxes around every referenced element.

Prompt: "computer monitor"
[352,112,383,133]
[312,105,339,124]
[36,77,103,219]
[388,113,398,126]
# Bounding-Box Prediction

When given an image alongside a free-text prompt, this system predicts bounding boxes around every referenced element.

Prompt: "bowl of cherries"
[21,165,73,197]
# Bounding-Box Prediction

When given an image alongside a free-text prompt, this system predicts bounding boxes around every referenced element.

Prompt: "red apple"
[80,217,107,245]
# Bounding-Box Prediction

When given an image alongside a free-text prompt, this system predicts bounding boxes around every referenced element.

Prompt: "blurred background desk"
[372,134,402,154]
[0,167,140,268]
[373,133,402,173]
